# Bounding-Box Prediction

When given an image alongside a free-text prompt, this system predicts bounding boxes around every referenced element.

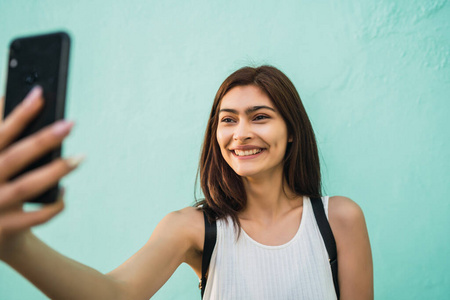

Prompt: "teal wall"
[1,1,449,299]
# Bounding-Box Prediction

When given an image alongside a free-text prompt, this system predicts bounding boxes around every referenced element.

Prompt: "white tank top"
[202,196,337,300]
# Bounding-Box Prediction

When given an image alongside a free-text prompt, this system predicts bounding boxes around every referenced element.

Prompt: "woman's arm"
[0,88,203,299]
[328,196,374,300]
[2,208,202,300]
[107,207,203,299]
[1,231,126,299]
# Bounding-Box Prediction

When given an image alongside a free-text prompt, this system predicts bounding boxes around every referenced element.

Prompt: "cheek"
[270,133,289,157]
[255,125,289,147]
[216,129,224,148]
[216,131,233,164]
[216,126,231,147]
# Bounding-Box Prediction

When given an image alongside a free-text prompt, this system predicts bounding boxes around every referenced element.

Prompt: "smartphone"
[3,31,71,203]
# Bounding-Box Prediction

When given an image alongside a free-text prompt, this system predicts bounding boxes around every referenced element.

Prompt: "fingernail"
[66,154,86,169]
[52,120,74,137]
[23,86,43,107]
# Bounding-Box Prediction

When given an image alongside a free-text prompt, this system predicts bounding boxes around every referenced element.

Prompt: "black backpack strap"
[310,197,340,299]
[200,210,217,298]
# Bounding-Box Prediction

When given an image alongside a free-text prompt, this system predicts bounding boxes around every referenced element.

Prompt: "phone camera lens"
[10,58,18,68]
[11,40,21,52]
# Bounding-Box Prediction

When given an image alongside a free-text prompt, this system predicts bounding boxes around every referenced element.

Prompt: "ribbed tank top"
[203,196,337,300]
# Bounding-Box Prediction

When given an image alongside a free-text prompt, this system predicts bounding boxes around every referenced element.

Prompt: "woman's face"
[216,85,291,179]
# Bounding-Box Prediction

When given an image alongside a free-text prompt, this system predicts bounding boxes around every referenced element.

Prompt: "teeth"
[234,149,262,156]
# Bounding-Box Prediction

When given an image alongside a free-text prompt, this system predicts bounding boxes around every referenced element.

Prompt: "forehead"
[219,85,274,110]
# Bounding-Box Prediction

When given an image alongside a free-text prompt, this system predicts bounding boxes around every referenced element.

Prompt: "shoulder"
[163,206,204,227]
[156,206,204,252]
[327,196,370,256]
[327,196,369,248]
[327,195,366,230]
[326,196,374,298]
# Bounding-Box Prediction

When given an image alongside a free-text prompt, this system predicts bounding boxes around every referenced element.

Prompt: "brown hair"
[196,65,322,228]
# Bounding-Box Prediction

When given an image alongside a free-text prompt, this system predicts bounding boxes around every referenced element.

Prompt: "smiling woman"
[198,66,322,229]
[0,65,372,300]
[217,86,289,174]
[196,66,373,299]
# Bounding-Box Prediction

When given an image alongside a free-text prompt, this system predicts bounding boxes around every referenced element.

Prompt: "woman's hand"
[0,86,83,256]
[0,89,200,299]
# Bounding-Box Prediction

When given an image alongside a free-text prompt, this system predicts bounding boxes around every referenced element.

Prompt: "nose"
[233,121,253,141]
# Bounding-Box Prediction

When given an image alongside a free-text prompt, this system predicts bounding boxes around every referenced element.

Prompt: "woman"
[0,66,373,299]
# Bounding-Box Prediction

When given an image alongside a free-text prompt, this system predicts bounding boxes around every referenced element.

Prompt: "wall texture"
[0,0,449,299]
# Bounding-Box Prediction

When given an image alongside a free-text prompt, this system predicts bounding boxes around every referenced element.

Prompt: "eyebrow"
[218,105,276,115]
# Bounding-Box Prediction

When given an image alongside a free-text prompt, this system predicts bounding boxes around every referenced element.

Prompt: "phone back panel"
[4,32,70,203]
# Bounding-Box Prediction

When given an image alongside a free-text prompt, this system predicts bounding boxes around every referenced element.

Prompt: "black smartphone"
[3,31,71,203]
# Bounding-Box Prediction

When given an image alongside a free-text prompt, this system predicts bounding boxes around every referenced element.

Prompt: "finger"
[0,86,44,150]
[0,156,84,207]
[0,119,74,182]
[0,199,64,235]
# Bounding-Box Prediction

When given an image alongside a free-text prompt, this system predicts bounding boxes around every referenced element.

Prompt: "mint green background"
[1,1,449,299]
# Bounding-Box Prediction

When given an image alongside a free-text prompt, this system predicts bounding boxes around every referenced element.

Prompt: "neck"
[240,167,301,223]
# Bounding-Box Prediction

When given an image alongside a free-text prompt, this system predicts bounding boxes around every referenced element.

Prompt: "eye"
[254,114,269,121]
[221,117,235,123]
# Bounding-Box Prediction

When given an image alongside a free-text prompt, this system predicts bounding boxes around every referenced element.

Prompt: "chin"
[232,167,262,178]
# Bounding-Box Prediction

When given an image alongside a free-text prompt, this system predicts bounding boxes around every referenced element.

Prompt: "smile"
[233,149,263,157]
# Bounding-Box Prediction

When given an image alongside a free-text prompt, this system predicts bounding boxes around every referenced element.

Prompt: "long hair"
[196,66,322,229]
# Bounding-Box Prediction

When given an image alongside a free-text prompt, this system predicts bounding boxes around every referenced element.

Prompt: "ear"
[288,135,293,143]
